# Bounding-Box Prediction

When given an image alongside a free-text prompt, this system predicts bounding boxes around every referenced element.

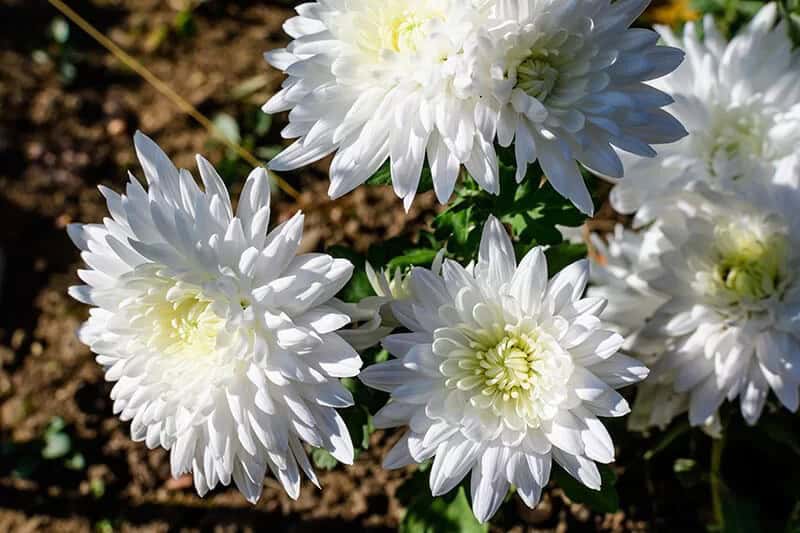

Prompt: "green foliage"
[433,154,587,263]
[397,470,487,533]
[173,9,197,38]
[326,246,375,303]
[41,417,72,460]
[779,0,800,46]
[552,464,620,514]
[311,448,339,471]
[691,0,768,36]
[366,162,435,195]
[207,107,285,186]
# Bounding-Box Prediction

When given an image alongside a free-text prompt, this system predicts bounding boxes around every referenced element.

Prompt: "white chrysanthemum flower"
[69,133,362,502]
[470,0,686,214]
[636,168,800,427]
[611,3,800,215]
[263,0,497,210]
[359,216,648,522]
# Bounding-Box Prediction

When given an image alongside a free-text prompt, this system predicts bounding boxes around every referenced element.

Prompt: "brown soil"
[0,1,687,532]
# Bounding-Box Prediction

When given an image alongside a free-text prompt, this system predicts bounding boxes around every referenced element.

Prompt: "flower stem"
[710,435,725,530]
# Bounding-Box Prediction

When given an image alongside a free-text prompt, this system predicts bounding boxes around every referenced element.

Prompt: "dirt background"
[0,1,713,532]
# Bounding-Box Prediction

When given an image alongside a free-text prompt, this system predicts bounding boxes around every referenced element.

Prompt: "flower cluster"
[610,3,800,217]
[264,0,685,214]
[585,3,800,434]
[65,0,800,527]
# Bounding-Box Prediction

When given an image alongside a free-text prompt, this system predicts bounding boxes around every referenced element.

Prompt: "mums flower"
[263,0,495,209]
[611,3,800,215]
[360,216,648,522]
[69,133,361,502]
[470,0,686,214]
[632,173,800,427]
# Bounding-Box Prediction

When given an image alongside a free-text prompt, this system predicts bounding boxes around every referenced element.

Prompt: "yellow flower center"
[517,54,559,101]
[148,293,224,356]
[712,219,787,301]
[469,334,541,401]
[436,323,573,429]
[361,5,443,56]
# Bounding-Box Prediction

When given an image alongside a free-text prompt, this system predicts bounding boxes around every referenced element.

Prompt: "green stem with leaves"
[710,435,725,530]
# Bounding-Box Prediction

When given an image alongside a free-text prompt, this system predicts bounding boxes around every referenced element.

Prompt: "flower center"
[710,218,787,301]
[436,323,573,430]
[147,291,224,356]
[517,54,559,101]
[375,9,442,54]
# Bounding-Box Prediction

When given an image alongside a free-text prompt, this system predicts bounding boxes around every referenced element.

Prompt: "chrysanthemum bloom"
[636,171,800,427]
[611,3,800,215]
[69,133,361,502]
[263,0,497,210]
[470,0,686,214]
[360,217,648,522]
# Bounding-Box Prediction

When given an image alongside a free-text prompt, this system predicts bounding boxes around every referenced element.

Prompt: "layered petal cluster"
[264,0,494,209]
[360,217,648,522]
[587,224,666,339]
[69,133,361,502]
[611,3,800,215]
[264,0,686,215]
[471,0,686,214]
[606,157,800,428]
[586,224,702,432]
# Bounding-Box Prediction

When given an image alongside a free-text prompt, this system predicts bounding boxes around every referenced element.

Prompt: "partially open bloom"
[69,133,361,502]
[263,0,495,210]
[633,169,800,427]
[611,3,800,215]
[335,251,445,351]
[360,217,648,522]
[471,0,686,214]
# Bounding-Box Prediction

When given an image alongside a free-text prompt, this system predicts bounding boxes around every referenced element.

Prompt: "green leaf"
[388,248,440,270]
[64,452,86,471]
[211,113,241,146]
[545,242,588,274]
[553,464,619,514]
[366,162,393,186]
[779,0,800,47]
[366,162,435,194]
[42,432,71,460]
[328,246,376,303]
[398,471,487,533]
[311,448,339,471]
